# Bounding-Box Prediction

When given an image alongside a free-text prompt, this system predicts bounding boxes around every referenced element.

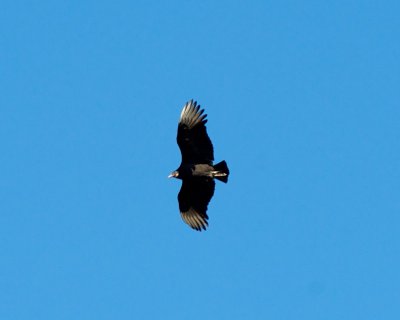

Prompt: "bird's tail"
[213,160,230,183]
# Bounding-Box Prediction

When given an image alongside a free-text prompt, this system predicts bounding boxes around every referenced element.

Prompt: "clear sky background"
[1,1,399,319]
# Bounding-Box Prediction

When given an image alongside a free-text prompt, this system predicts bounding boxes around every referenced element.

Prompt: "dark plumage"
[169,100,230,231]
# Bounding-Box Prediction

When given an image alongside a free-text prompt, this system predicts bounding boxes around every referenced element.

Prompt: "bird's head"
[168,170,179,179]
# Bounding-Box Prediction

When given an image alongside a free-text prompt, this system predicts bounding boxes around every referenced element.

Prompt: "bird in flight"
[169,100,230,231]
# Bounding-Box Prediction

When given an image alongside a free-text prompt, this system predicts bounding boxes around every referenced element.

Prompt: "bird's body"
[169,100,230,231]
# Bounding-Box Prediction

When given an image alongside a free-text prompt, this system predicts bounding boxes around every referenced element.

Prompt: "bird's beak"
[168,171,178,178]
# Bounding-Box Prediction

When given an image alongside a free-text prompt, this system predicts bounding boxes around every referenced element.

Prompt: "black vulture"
[169,100,230,231]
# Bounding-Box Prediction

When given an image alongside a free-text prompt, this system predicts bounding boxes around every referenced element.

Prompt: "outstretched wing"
[177,100,214,164]
[178,178,215,231]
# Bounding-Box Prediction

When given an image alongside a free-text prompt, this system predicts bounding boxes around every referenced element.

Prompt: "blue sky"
[1,0,399,319]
